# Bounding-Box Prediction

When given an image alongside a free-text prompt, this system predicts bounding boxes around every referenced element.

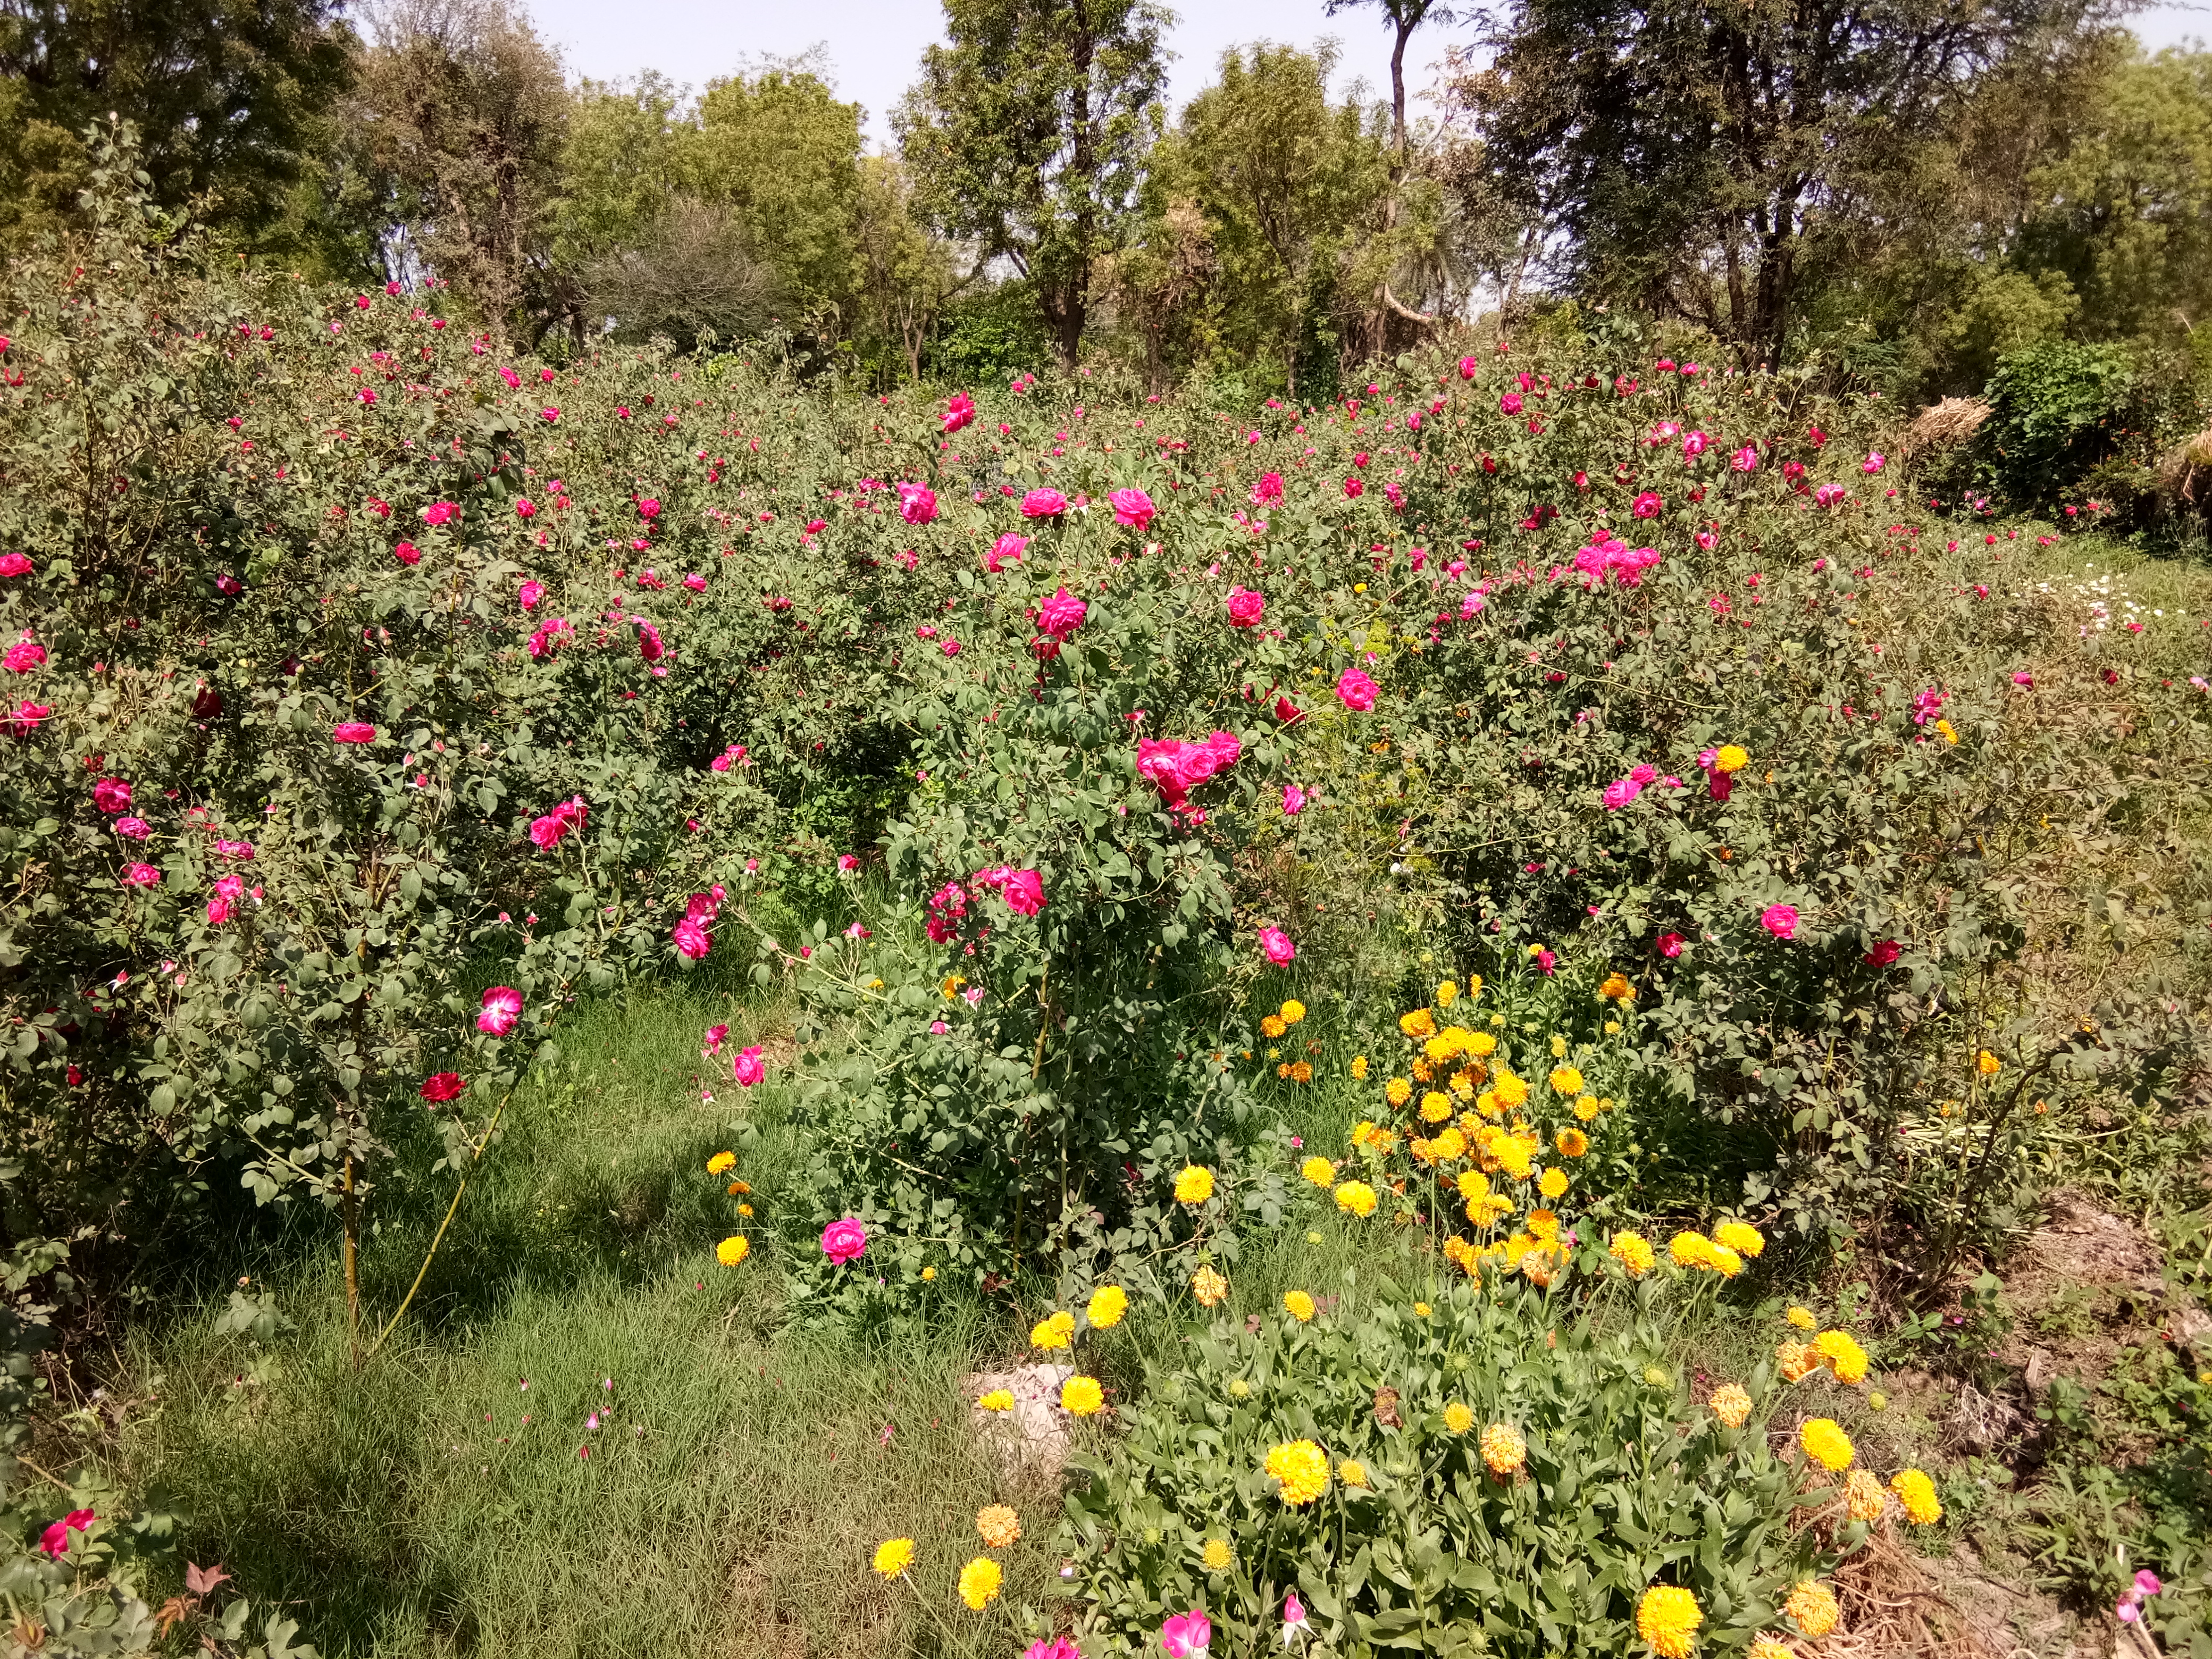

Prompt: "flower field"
[3,144,2210,1659]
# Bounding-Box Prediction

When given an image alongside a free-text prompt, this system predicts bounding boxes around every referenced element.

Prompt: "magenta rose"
[1336,668,1378,711]
[821,1216,867,1265]
[477,986,522,1036]
[1226,586,1266,627]
[732,1045,766,1087]
[1003,869,1045,915]
[1259,926,1296,965]
[1037,586,1088,639]
[1760,903,1799,940]
[673,916,712,960]
[1020,488,1068,518]
[1108,487,1155,530]
[332,722,376,743]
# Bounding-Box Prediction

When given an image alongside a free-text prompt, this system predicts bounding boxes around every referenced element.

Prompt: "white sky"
[519,0,2209,144]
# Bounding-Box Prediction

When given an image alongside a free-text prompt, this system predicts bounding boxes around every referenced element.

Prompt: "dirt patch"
[961,1360,1076,1480]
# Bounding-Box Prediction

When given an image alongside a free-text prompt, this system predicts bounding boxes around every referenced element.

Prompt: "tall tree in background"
[353,0,567,338]
[1469,0,2127,367]
[895,0,1170,369]
[0,0,354,245]
[857,153,972,381]
[1159,43,1384,395]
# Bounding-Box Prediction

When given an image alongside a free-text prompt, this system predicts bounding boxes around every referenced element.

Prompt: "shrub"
[1062,1259,1864,1657]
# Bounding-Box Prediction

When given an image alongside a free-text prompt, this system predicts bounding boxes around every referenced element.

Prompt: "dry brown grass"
[1903,397,1993,459]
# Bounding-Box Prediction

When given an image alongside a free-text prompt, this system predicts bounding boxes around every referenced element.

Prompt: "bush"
[1061,1255,1889,1657]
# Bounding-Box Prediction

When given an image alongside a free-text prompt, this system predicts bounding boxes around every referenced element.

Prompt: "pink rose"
[1656,931,1686,958]
[1226,586,1266,627]
[1682,431,1709,458]
[821,1216,867,1265]
[37,1510,95,1560]
[93,777,131,814]
[206,894,233,926]
[422,501,457,526]
[518,579,544,609]
[1259,926,1296,965]
[1108,487,1155,529]
[732,1045,766,1087]
[394,540,422,566]
[1335,668,1378,711]
[1864,939,1900,966]
[499,366,520,389]
[1603,778,1642,809]
[1730,445,1759,472]
[1459,355,1478,379]
[477,986,522,1036]
[1003,869,1045,915]
[1760,903,1799,940]
[636,619,666,664]
[1632,491,1662,518]
[637,498,661,522]
[1343,477,1364,498]
[896,483,938,525]
[985,533,1029,573]
[1020,488,1068,518]
[1500,392,1523,415]
[332,722,376,744]
[1281,783,1305,816]
[514,498,536,518]
[1861,451,1886,474]
[673,916,711,961]
[942,392,976,434]
[1037,586,1088,638]
[113,816,150,840]
[3,699,47,736]
[5,637,46,674]
[1161,1610,1213,1657]
[0,553,33,576]
[1252,472,1284,505]
[121,862,161,886]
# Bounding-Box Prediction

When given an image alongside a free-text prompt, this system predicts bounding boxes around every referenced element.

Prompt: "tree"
[0,0,354,245]
[352,0,567,338]
[856,153,971,382]
[1161,43,1385,395]
[895,0,1170,369]
[1467,0,2126,367]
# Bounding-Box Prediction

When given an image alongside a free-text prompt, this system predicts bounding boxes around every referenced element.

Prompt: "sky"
[518,0,2211,143]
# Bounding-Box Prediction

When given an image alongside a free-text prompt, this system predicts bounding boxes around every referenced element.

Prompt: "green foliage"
[1064,1267,1839,1657]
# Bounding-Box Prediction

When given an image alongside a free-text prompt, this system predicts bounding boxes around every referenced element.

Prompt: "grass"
[41,533,2212,1657]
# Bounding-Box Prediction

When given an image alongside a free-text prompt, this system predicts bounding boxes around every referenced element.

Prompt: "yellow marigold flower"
[1350,1054,1369,1080]
[1493,1070,1529,1109]
[1411,1059,1433,1082]
[1289,1060,1313,1083]
[1706,1243,1745,1278]
[1283,1290,1317,1322]
[1749,1635,1794,1659]
[736,1200,755,1215]
[1384,1077,1413,1108]
[958,1555,1003,1610]
[1549,1033,1569,1058]
[727,1178,752,1195]
[1192,1265,1228,1307]
[1202,1537,1232,1572]
[919,1264,933,1279]
[1528,1207,1561,1241]
[1890,1468,1942,1525]
[873,1537,916,1578]
[1351,1119,1379,1148]
[1637,1585,1703,1658]
[1061,1375,1105,1416]
[1431,1126,1468,1160]
[1436,978,1459,1007]
[1787,1305,1817,1330]
[1936,717,1958,744]
[1261,1014,1288,1039]
[1420,1090,1453,1122]
[1467,1030,1497,1056]
[1784,1580,1839,1639]
[1574,1095,1602,1121]
[1556,1127,1589,1157]
[716,1234,750,1267]
[1778,1340,1819,1382]
[1713,1220,1764,1258]
[1669,1231,1713,1269]
[1494,1135,1536,1180]
[1538,1167,1569,1199]
[1846,1469,1887,1522]
[976,1505,1021,1548]
[1610,1230,1656,1276]
[1334,1180,1378,1218]
[706,1151,736,1175]
[1086,1285,1129,1329]
[1599,971,1636,1001]
[1815,1329,1870,1385]
[977,1388,1015,1412]
[1174,1165,1215,1204]
[1444,1401,1474,1434]
[1302,1154,1335,1188]
[1549,1065,1586,1097]
[1447,1066,1478,1099]
[1399,1008,1437,1039]
[1468,1194,1514,1226]
[1799,1417,1855,1472]
[1413,1301,1431,1317]
[1976,1049,2001,1075]
[1480,1422,1526,1475]
[1264,1439,1331,1505]
[1030,1310,1075,1350]
[941,974,966,995]
[1714,743,1749,774]
[1280,998,1306,1025]
[1709,1383,1753,1428]
[1338,1457,1370,1488]
[1456,1169,1491,1200]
